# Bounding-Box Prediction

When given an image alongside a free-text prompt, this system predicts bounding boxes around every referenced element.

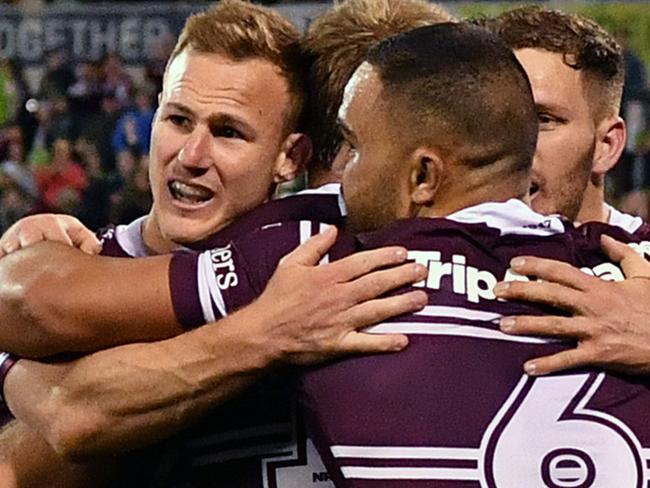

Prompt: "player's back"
[301,199,650,488]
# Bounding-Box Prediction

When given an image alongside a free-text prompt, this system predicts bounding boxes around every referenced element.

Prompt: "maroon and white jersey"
[98,183,346,258]
[111,185,346,488]
[98,216,149,258]
[154,220,353,488]
[297,199,650,488]
[190,183,346,251]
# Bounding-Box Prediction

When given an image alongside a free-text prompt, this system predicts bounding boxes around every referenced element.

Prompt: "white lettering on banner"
[44,19,64,52]
[408,250,625,303]
[120,18,140,59]
[89,20,117,59]
[71,20,87,58]
[0,15,173,64]
[18,18,42,61]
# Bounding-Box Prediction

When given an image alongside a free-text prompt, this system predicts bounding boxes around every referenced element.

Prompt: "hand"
[248,226,428,365]
[494,235,650,376]
[0,214,101,258]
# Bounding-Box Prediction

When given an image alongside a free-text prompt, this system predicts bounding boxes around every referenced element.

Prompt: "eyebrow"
[535,102,569,118]
[207,113,256,139]
[337,117,356,142]
[164,101,194,116]
[164,102,257,138]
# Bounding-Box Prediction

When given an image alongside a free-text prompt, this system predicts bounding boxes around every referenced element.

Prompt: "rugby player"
[485,7,650,376]
[0,0,452,486]
[492,6,638,230]
[115,21,650,486]
[291,23,650,486]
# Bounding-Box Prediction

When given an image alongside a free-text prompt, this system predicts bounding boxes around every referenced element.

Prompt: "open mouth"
[529,182,540,198]
[169,180,214,205]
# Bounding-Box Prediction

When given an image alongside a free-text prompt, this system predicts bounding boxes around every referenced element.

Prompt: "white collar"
[447,199,566,236]
[606,204,643,233]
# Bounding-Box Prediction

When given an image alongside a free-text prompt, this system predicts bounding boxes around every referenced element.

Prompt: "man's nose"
[178,127,213,169]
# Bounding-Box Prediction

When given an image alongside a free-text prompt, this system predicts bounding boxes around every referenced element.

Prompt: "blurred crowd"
[1,14,650,233]
[0,46,170,233]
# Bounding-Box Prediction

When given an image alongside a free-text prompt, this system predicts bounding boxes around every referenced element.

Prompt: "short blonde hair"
[169,0,305,134]
[303,0,455,172]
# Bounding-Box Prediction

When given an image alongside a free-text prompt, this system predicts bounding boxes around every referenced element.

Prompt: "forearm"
[0,242,182,357]
[4,304,276,459]
[0,420,117,488]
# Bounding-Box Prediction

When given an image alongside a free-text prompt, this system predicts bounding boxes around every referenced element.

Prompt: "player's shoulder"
[360,199,567,249]
[191,184,346,251]
[97,216,148,258]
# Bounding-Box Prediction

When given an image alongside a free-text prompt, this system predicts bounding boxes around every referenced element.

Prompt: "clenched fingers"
[68,226,102,255]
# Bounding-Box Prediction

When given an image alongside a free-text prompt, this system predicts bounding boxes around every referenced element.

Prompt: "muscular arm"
[0,420,117,487]
[0,242,182,357]
[4,309,270,460]
[4,231,427,459]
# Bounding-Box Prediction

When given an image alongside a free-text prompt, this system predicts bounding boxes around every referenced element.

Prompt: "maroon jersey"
[167,199,650,488]
[151,220,353,488]
[109,185,345,488]
[298,200,650,488]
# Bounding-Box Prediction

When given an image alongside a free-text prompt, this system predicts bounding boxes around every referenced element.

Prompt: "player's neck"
[416,176,527,219]
[575,181,608,224]
[141,215,180,255]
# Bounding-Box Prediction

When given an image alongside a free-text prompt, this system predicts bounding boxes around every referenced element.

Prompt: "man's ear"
[273,133,313,183]
[409,148,444,206]
[593,115,626,176]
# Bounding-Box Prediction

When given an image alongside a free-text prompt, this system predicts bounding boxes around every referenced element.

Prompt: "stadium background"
[0,0,648,233]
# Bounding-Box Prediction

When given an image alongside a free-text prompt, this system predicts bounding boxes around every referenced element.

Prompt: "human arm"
[493,235,650,375]
[4,228,427,458]
[0,420,117,488]
[0,241,182,357]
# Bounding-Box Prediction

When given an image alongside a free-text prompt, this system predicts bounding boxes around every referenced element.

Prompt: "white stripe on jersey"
[197,252,228,321]
[365,321,559,344]
[0,352,10,366]
[331,446,478,460]
[299,220,331,266]
[340,466,480,481]
[299,221,312,245]
[414,305,501,322]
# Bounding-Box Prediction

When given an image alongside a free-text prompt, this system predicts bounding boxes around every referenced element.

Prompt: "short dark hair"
[367,22,538,175]
[302,0,455,176]
[491,6,624,120]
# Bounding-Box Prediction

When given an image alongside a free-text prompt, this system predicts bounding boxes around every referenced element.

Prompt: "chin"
[160,218,212,246]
